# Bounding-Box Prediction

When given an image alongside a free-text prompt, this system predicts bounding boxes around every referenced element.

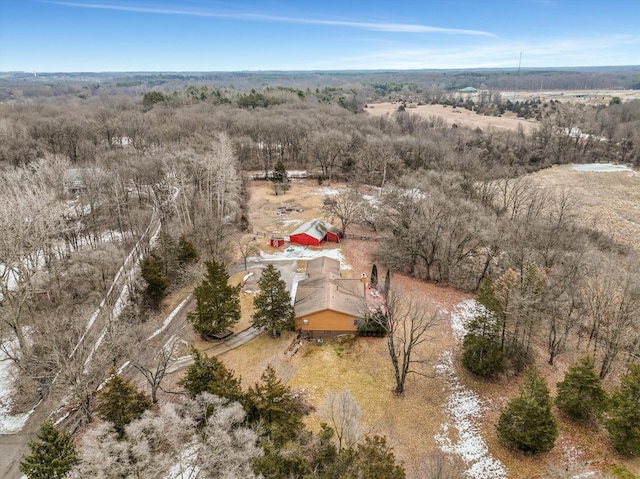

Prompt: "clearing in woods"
[206,172,640,478]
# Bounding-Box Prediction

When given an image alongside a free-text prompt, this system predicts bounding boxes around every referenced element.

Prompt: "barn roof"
[459,86,478,93]
[289,219,340,241]
[294,257,364,318]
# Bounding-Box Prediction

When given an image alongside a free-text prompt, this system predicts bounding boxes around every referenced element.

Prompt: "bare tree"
[236,237,259,272]
[373,287,442,394]
[324,190,363,236]
[134,337,178,404]
[321,388,362,450]
[73,393,262,479]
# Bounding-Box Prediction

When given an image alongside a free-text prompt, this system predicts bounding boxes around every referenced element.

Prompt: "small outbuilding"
[289,219,342,247]
[270,237,285,248]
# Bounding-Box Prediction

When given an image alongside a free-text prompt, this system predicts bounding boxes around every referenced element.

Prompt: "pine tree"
[247,364,303,445]
[178,347,244,402]
[342,435,406,479]
[96,372,152,438]
[496,368,558,453]
[188,259,241,338]
[371,264,378,288]
[177,234,199,266]
[462,314,505,376]
[155,230,177,277]
[383,269,391,298]
[20,421,78,479]
[556,356,607,421]
[251,264,295,333]
[140,254,169,309]
[605,363,640,455]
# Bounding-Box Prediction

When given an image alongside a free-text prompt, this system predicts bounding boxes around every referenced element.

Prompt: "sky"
[0,0,639,72]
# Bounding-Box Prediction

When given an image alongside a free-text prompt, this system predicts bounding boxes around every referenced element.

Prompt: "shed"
[270,237,285,248]
[289,219,342,247]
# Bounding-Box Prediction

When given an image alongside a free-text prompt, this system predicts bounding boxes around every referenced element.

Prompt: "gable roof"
[294,257,364,318]
[290,219,340,241]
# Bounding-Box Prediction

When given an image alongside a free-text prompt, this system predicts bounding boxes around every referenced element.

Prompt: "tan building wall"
[295,309,358,339]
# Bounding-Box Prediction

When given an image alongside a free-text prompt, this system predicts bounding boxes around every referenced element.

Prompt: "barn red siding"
[326,231,341,243]
[289,233,322,246]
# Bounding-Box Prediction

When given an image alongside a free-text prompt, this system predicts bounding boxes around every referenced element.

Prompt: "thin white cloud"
[43,1,494,36]
[332,34,640,70]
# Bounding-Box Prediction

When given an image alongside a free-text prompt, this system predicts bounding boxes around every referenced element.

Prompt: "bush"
[605,363,640,455]
[496,368,558,453]
[556,356,607,421]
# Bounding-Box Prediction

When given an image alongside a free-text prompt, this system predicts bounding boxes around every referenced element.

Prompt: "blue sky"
[1,0,639,72]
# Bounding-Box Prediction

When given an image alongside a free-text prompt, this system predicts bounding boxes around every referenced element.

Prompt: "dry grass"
[179,173,640,478]
[529,165,640,250]
[366,102,539,134]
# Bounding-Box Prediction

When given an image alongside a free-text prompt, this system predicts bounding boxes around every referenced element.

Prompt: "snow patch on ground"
[148,296,191,340]
[434,298,508,479]
[252,245,351,270]
[450,299,486,342]
[435,351,508,479]
[572,163,631,172]
[308,186,343,196]
[0,340,34,434]
[166,443,200,479]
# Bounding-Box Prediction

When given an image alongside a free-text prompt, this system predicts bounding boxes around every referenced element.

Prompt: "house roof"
[294,257,365,318]
[459,86,478,93]
[290,219,340,241]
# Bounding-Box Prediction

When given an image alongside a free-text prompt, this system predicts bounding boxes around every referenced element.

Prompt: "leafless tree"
[236,237,259,272]
[324,190,363,236]
[373,287,442,394]
[321,388,363,450]
[73,393,262,479]
[134,337,178,404]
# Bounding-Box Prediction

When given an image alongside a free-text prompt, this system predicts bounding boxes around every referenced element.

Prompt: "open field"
[366,102,539,134]
[195,174,640,478]
[530,164,640,250]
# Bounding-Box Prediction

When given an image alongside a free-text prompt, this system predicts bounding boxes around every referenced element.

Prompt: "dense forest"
[2,68,640,477]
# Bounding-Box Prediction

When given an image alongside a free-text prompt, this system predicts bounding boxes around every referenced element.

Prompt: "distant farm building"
[294,257,365,339]
[459,86,478,93]
[63,169,88,194]
[289,219,342,247]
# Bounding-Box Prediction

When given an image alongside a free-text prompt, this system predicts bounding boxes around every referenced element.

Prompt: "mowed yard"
[199,176,640,478]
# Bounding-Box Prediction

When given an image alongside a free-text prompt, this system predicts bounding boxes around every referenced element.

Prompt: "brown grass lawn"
[180,173,640,479]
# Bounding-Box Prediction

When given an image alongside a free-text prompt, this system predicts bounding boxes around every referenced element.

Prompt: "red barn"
[289,219,342,247]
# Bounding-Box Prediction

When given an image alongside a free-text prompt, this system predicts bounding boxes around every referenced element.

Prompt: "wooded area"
[1,68,640,477]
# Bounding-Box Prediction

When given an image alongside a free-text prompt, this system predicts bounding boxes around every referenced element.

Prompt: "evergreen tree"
[20,421,78,479]
[556,356,607,421]
[271,159,290,194]
[247,364,303,445]
[140,254,169,309]
[496,368,558,453]
[383,268,391,298]
[155,230,177,277]
[251,264,295,333]
[188,259,241,338]
[96,372,152,438]
[462,314,505,376]
[371,264,378,288]
[177,234,199,266]
[605,363,640,455]
[178,347,243,402]
[342,435,406,479]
